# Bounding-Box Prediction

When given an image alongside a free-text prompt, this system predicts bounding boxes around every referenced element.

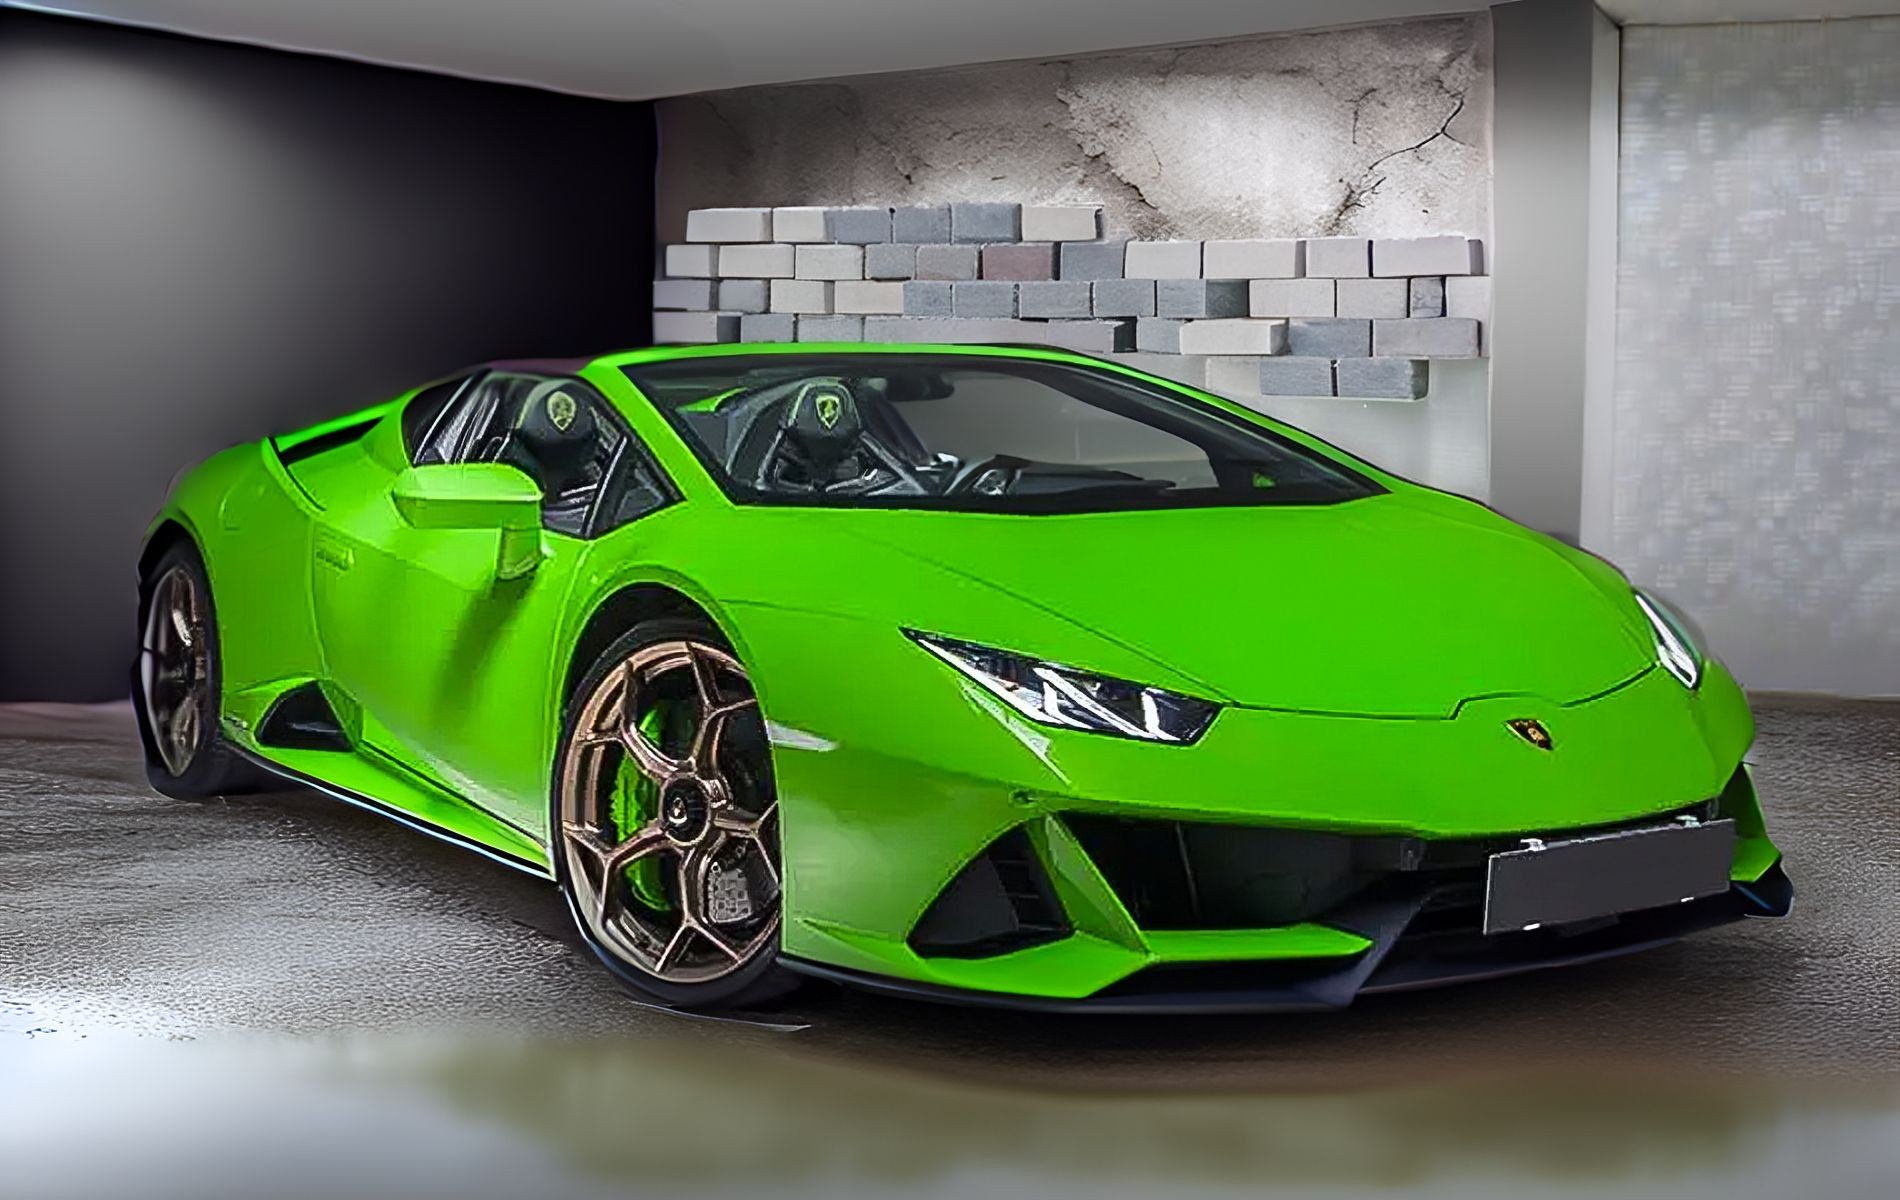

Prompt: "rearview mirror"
[391,464,544,579]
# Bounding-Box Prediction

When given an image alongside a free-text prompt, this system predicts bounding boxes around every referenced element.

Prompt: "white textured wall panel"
[1614,21,1900,696]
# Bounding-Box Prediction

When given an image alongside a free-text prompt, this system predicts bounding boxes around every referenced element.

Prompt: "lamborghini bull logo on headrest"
[546,390,578,432]
[1506,718,1554,751]
[814,390,843,430]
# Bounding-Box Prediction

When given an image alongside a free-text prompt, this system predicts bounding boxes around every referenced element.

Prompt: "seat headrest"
[505,382,599,491]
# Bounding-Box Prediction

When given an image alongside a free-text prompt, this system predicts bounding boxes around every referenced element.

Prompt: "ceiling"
[3,0,1487,100]
[10,0,1900,101]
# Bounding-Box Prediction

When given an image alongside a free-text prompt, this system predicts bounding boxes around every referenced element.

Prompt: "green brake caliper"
[611,704,674,912]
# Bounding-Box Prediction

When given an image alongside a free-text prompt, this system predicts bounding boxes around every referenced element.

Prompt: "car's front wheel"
[552,619,794,1009]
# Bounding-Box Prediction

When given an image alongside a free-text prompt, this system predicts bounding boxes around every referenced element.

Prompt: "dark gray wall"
[0,11,655,701]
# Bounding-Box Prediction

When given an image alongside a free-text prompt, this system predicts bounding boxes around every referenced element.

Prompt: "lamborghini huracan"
[135,343,1792,1012]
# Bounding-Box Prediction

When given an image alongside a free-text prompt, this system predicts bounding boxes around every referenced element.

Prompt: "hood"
[818,494,1655,717]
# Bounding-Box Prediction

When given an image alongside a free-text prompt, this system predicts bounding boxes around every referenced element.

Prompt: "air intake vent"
[256,683,351,751]
[908,828,1070,959]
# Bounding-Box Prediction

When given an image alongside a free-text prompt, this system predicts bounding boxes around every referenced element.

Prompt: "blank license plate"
[1483,819,1736,935]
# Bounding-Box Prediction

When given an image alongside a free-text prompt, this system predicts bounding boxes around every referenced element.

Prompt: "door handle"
[314,531,354,572]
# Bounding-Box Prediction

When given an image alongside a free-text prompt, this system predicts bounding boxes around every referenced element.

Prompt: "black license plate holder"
[1482,819,1736,935]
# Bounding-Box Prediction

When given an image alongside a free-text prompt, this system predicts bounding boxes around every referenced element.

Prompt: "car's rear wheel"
[553,618,794,1009]
[133,541,265,798]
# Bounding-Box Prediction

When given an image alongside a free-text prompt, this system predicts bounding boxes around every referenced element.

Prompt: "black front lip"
[778,863,1794,1015]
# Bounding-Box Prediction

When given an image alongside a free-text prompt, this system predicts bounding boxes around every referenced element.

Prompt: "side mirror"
[391,463,544,579]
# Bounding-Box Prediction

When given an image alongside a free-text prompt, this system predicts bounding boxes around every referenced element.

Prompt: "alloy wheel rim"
[558,639,781,985]
[140,565,209,777]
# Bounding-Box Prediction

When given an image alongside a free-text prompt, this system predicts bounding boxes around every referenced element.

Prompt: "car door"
[311,371,673,835]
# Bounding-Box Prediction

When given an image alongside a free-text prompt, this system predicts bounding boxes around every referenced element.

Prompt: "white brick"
[769,279,832,314]
[1202,239,1303,279]
[772,206,829,243]
[794,244,864,280]
[832,280,907,314]
[1020,205,1102,242]
[716,243,794,278]
[1203,355,1266,396]
[1305,237,1371,278]
[1445,276,1492,322]
[1249,278,1336,318]
[685,207,772,243]
[1334,278,1410,319]
[653,311,738,343]
[652,279,714,310]
[663,244,717,278]
[1177,319,1287,356]
[1124,241,1203,279]
[715,279,769,313]
[1372,236,1483,277]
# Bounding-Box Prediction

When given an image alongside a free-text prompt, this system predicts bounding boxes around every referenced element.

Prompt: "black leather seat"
[498,382,603,514]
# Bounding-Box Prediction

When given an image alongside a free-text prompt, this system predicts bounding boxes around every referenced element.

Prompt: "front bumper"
[780,860,1792,1012]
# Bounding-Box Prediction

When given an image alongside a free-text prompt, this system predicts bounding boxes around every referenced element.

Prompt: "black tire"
[132,539,270,798]
[552,616,798,1010]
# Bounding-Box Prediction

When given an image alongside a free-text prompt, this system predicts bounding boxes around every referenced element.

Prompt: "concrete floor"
[3,697,1897,1199]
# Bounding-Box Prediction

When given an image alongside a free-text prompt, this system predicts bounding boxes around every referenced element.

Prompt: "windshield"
[623,354,1383,513]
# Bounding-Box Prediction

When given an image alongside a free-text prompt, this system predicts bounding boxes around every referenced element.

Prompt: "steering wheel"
[946,455,1025,497]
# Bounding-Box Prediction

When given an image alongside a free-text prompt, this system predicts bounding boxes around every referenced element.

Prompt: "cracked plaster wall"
[656,15,1493,496]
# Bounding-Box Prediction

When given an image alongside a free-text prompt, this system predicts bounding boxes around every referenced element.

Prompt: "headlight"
[1634,590,1701,690]
[907,631,1218,744]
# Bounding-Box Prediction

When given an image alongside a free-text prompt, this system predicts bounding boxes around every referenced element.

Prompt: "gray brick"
[771,207,828,243]
[768,278,832,314]
[652,311,738,343]
[981,242,1057,281]
[1017,281,1092,319]
[832,280,906,314]
[1177,319,1287,356]
[1156,279,1249,319]
[1258,358,1337,397]
[1135,317,1185,353]
[950,202,1020,244]
[796,315,865,342]
[1372,236,1482,277]
[1036,319,1136,355]
[1204,356,1266,396]
[825,206,892,244]
[1059,241,1126,281]
[653,279,714,310]
[663,244,717,278]
[794,244,864,280]
[1092,279,1156,318]
[1372,318,1481,358]
[902,280,955,317]
[1409,276,1447,318]
[685,207,771,242]
[1249,278,1336,318]
[863,317,1033,344]
[891,205,951,243]
[1105,352,1208,390]
[1334,278,1409,319]
[1287,318,1371,358]
[715,278,769,313]
[1020,205,1100,241]
[1336,357,1428,399]
[716,243,794,278]
[914,244,979,280]
[864,243,917,280]
[1305,237,1371,278]
[1124,241,1203,279]
[953,280,1017,318]
[1202,239,1303,279]
[739,312,796,342]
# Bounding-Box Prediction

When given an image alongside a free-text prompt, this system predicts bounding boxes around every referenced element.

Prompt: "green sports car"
[135,343,1791,1012]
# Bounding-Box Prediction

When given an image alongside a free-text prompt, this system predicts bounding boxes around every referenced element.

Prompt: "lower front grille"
[908,828,1071,959]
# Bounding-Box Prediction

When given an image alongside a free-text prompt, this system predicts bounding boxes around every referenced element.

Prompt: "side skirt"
[228,740,555,881]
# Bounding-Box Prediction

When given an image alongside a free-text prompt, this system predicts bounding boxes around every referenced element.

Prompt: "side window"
[462,375,630,537]
[405,374,479,466]
[594,442,673,534]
